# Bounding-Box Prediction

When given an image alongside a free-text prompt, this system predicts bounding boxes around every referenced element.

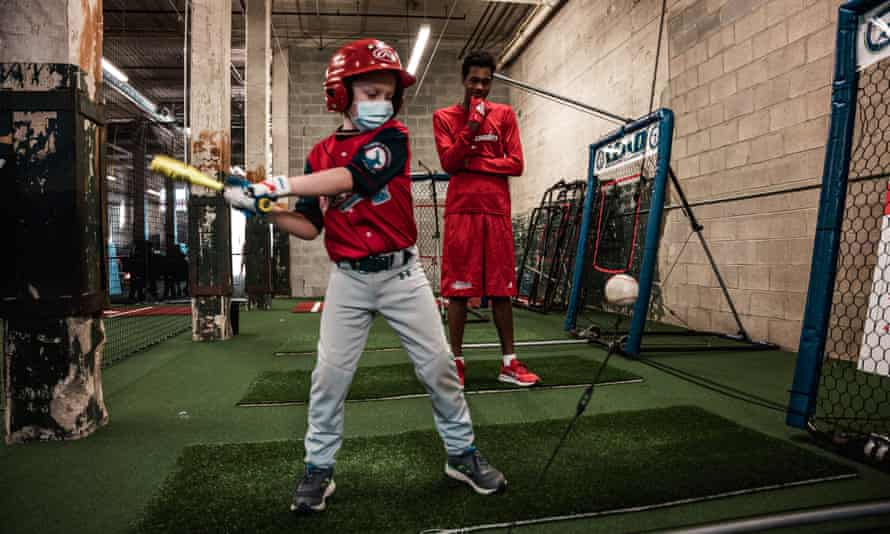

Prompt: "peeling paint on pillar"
[192,296,232,341]
[4,317,108,444]
[186,129,233,340]
[190,130,230,192]
[0,63,75,92]
[70,0,102,101]
[245,165,272,310]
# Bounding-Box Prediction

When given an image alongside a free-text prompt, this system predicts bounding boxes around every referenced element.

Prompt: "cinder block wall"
[285,41,509,296]
[508,0,840,349]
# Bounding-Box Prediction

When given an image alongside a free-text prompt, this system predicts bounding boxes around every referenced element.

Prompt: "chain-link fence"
[412,174,449,295]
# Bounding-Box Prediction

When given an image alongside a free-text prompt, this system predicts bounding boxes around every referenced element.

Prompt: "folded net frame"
[515,180,587,313]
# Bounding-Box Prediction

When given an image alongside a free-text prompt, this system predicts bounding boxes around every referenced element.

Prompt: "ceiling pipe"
[459,3,495,59]
[497,0,566,69]
[102,9,465,20]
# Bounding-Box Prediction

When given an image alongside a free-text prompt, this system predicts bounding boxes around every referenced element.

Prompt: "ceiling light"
[102,58,129,83]
[406,25,431,76]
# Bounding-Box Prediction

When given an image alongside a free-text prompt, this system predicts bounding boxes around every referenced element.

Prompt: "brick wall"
[284,41,509,296]
[508,0,841,349]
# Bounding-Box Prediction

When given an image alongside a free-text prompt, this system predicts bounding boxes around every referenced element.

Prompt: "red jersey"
[432,102,524,216]
[294,120,417,262]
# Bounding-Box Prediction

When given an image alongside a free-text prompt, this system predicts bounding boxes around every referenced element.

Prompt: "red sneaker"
[454,357,465,389]
[498,359,540,387]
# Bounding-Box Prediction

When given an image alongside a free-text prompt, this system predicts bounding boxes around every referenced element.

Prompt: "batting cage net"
[104,123,191,366]
[515,180,586,312]
[411,173,449,296]
[789,0,890,468]
[564,110,674,355]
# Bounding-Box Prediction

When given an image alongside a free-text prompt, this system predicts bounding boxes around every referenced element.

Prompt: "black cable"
[505,338,621,534]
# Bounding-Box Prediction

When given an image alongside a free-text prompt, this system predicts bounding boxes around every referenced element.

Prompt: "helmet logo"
[372,46,398,63]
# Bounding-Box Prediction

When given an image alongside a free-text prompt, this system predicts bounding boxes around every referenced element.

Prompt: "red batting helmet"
[324,39,417,113]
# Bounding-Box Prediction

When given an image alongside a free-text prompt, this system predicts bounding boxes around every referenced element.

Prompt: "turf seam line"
[273,339,590,357]
[423,473,860,534]
[236,378,644,407]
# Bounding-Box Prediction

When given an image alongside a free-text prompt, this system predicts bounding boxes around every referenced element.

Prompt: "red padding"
[291,301,324,313]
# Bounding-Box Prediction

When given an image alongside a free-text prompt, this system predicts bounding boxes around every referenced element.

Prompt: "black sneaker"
[445,448,507,495]
[290,465,336,513]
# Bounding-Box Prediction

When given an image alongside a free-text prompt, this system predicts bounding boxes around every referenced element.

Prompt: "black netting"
[412,177,448,295]
[573,149,664,329]
[104,124,191,366]
[515,181,586,312]
[817,56,890,442]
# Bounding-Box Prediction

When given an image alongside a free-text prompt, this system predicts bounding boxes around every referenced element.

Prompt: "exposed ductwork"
[497,0,565,69]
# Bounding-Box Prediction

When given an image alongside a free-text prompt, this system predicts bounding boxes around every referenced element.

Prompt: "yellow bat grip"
[256,198,275,213]
[149,155,224,191]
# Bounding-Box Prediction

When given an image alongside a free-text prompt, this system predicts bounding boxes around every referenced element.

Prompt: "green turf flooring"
[276,305,572,353]
[4,300,890,534]
[137,406,855,534]
[238,354,641,405]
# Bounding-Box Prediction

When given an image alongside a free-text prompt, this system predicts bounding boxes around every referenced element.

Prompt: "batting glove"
[248,175,291,199]
[223,177,260,215]
[468,96,487,125]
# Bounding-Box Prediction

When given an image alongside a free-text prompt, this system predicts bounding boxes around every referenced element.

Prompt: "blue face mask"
[350,100,393,132]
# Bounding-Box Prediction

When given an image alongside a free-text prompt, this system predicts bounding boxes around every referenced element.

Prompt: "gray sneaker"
[290,465,336,513]
[445,448,507,495]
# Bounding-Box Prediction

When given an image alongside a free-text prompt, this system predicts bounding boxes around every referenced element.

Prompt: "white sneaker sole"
[498,373,537,387]
[444,464,506,495]
[290,480,336,512]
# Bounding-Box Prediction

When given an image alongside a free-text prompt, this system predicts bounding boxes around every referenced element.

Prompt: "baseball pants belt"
[337,248,415,273]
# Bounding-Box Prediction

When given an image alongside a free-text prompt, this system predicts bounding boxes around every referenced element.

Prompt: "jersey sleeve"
[293,160,324,231]
[464,107,524,177]
[346,126,409,198]
[433,110,474,175]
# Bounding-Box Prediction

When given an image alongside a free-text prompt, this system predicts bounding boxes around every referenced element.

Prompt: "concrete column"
[131,123,148,301]
[0,0,108,444]
[271,46,291,296]
[244,0,273,310]
[188,0,233,340]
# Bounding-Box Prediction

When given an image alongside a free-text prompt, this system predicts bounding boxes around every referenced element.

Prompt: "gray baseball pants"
[304,247,475,467]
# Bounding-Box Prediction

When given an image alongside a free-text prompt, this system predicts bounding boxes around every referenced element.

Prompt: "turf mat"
[138,406,856,534]
[239,354,640,405]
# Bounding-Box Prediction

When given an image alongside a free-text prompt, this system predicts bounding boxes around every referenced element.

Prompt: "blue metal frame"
[787,0,889,429]
[564,108,674,356]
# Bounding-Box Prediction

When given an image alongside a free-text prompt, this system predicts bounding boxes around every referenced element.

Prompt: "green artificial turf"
[275,306,573,354]
[138,406,857,534]
[238,354,641,405]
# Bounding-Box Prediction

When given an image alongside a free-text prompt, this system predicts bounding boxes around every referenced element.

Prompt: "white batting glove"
[248,175,291,199]
[223,177,259,214]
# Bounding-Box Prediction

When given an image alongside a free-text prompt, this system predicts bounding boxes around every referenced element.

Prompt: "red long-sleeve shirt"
[432,102,524,216]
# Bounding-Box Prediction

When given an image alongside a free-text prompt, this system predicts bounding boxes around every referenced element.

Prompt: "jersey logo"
[361,142,391,173]
[371,184,391,206]
[474,133,499,142]
[334,185,391,212]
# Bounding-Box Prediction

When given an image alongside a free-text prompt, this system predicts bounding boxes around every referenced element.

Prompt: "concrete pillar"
[131,123,148,301]
[271,46,291,296]
[0,0,108,444]
[188,0,233,340]
[244,0,274,310]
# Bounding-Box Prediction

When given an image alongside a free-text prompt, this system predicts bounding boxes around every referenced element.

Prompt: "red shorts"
[441,213,517,298]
